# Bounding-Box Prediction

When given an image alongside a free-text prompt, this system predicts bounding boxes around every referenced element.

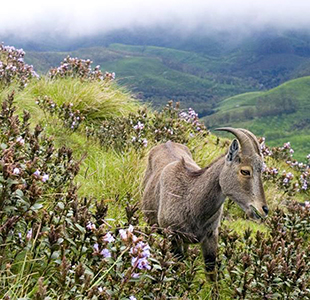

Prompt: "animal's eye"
[240,169,251,176]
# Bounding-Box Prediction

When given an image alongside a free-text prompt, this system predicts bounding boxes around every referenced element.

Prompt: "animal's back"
[142,141,197,225]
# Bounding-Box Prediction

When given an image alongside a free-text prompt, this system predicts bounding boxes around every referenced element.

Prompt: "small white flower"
[13,167,20,175]
[16,137,25,145]
[86,222,96,231]
[26,228,32,240]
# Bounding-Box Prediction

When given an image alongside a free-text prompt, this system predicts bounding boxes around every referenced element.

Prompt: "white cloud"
[1,0,310,37]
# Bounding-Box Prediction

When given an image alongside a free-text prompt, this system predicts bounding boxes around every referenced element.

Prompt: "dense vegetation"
[0,45,310,299]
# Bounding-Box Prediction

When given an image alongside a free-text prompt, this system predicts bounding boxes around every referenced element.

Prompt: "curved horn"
[238,128,261,155]
[215,127,255,155]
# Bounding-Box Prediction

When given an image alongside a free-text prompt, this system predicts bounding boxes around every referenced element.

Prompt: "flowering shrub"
[260,138,309,196]
[217,202,310,299]
[36,96,85,131]
[0,43,39,88]
[0,92,205,299]
[49,55,115,81]
[89,101,209,152]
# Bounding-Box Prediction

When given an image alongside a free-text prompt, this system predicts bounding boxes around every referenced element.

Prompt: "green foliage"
[1,48,310,299]
[217,203,310,299]
[0,92,206,299]
[87,101,208,152]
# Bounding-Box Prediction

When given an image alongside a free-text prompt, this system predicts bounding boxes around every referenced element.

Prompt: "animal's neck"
[191,156,226,221]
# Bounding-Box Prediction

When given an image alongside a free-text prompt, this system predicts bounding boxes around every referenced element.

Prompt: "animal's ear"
[226,139,239,162]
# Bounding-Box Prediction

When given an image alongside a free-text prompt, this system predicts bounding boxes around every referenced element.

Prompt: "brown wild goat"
[142,128,268,276]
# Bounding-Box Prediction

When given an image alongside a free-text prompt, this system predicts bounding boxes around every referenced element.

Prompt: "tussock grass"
[31,77,139,121]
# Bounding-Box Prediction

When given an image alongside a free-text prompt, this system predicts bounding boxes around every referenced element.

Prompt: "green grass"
[32,78,138,120]
[205,76,310,161]
[25,44,258,114]
[1,74,309,298]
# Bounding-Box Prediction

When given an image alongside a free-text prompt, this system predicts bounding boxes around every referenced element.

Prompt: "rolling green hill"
[22,31,310,117]
[25,45,258,115]
[205,76,310,161]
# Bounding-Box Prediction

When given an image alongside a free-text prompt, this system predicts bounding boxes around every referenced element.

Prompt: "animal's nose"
[262,205,269,216]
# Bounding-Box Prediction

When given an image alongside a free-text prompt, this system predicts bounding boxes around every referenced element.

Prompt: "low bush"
[217,202,310,299]
[0,92,204,299]
[0,44,39,89]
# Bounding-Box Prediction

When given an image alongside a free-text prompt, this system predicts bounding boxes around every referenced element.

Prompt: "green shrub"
[217,202,310,299]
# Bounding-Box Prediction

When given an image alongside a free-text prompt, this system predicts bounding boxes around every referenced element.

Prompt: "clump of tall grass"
[31,77,138,121]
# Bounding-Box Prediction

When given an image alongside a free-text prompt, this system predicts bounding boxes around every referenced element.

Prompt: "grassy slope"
[205,76,310,161]
[1,76,307,298]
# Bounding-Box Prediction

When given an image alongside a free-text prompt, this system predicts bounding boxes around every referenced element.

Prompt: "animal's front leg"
[201,229,218,281]
[171,234,186,259]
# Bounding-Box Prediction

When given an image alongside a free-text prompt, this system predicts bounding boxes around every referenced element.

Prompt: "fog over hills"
[2,0,310,51]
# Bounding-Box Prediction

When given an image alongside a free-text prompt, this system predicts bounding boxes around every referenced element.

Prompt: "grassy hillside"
[25,45,258,116]
[205,76,310,161]
[1,46,310,299]
[23,32,310,118]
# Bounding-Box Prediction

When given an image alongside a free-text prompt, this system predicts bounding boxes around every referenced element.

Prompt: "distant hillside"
[25,45,257,116]
[205,76,310,161]
[20,29,310,119]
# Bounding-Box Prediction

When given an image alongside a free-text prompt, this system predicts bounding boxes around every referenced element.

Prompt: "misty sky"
[1,0,310,38]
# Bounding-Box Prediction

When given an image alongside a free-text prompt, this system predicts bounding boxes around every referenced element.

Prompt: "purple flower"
[130,241,151,258]
[100,248,111,258]
[131,272,140,278]
[119,229,128,240]
[33,170,41,177]
[302,181,308,190]
[86,222,96,231]
[103,232,115,243]
[93,243,99,252]
[26,229,33,240]
[131,257,151,270]
[133,121,144,131]
[42,174,49,182]
[142,138,148,147]
[129,296,137,300]
[119,225,134,241]
[286,172,294,180]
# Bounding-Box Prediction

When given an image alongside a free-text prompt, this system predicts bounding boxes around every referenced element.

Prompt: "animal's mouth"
[250,205,263,219]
